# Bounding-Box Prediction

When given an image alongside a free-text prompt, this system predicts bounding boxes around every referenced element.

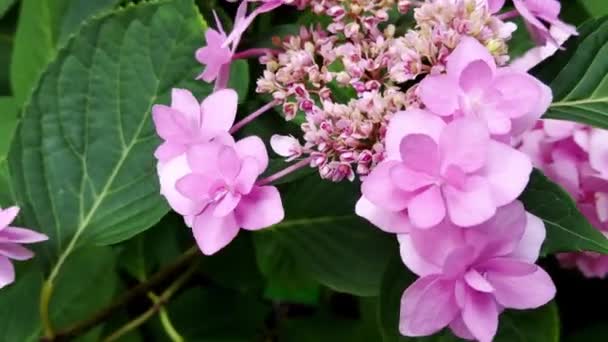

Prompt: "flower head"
[0,207,48,288]
[357,110,532,230]
[398,201,555,342]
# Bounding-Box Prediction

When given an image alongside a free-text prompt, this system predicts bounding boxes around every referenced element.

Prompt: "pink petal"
[361,161,411,212]
[419,74,460,116]
[235,136,269,173]
[439,118,490,173]
[487,0,506,13]
[442,247,477,278]
[234,157,260,194]
[355,197,411,234]
[0,243,34,260]
[509,213,546,263]
[186,141,227,174]
[408,186,446,229]
[270,134,299,158]
[0,256,14,288]
[390,163,437,192]
[171,89,201,125]
[464,269,494,293]
[218,146,241,182]
[201,89,238,133]
[483,141,533,206]
[493,71,542,119]
[462,291,498,342]
[479,257,538,276]
[0,207,19,230]
[589,129,608,176]
[399,134,440,175]
[487,265,556,309]
[399,276,459,337]
[176,173,217,201]
[449,316,475,340]
[459,60,494,93]
[398,234,442,276]
[158,155,201,216]
[510,81,553,137]
[235,186,284,230]
[408,222,467,272]
[154,142,185,162]
[447,37,496,78]
[192,208,240,255]
[0,227,48,244]
[385,109,446,159]
[444,176,496,227]
[152,105,183,141]
[213,192,242,217]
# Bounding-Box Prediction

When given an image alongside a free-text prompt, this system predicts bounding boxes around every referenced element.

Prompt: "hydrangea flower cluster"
[151,0,582,341]
[520,120,608,278]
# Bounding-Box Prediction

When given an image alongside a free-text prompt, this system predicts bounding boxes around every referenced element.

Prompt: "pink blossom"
[270,134,303,161]
[512,0,577,46]
[159,137,284,255]
[357,110,532,230]
[0,207,48,288]
[223,0,284,49]
[398,201,555,342]
[196,27,232,83]
[419,37,552,137]
[152,89,238,162]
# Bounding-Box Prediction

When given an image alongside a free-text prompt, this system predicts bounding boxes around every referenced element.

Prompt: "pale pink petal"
[201,89,238,133]
[408,221,466,270]
[235,136,269,173]
[0,243,34,260]
[479,257,537,276]
[186,141,227,174]
[487,265,556,309]
[449,316,475,340]
[0,207,19,230]
[158,155,201,216]
[234,157,260,194]
[459,60,494,93]
[390,163,437,192]
[213,192,242,217]
[218,146,241,182]
[171,89,201,124]
[398,234,442,276]
[439,118,490,173]
[510,81,553,137]
[447,37,496,77]
[235,186,284,230]
[543,119,578,139]
[444,176,496,227]
[483,141,533,206]
[399,134,440,175]
[487,0,506,13]
[419,74,460,116]
[509,213,546,263]
[154,142,185,162]
[408,186,446,229]
[399,276,459,337]
[464,269,494,293]
[355,197,411,233]
[0,256,14,288]
[192,208,240,255]
[511,26,574,72]
[270,135,300,158]
[589,129,608,176]
[362,161,412,211]
[386,109,446,159]
[0,227,48,244]
[176,174,218,201]
[462,291,498,342]
[493,71,542,119]
[152,105,183,141]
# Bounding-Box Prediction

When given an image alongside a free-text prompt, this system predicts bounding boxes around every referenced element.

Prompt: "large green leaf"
[521,170,608,255]
[255,174,395,296]
[10,0,121,106]
[8,0,210,280]
[378,255,560,342]
[578,0,608,18]
[0,0,15,19]
[0,96,17,205]
[541,16,608,128]
[0,246,118,341]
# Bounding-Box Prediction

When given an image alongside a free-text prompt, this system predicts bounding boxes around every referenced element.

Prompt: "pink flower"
[159,137,284,255]
[152,88,238,162]
[357,110,532,230]
[512,0,577,46]
[419,37,552,137]
[0,207,48,288]
[223,0,284,49]
[398,201,555,342]
[196,26,233,83]
[270,134,303,161]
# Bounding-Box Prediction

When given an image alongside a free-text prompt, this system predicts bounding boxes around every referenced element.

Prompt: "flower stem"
[229,100,279,134]
[232,48,279,60]
[102,262,199,342]
[148,292,184,342]
[257,157,312,186]
[497,9,519,21]
[40,281,55,339]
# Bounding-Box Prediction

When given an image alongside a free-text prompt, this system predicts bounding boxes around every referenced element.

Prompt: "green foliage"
[378,255,560,342]
[520,170,608,255]
[540,16,608,128]
[0,0,15,19]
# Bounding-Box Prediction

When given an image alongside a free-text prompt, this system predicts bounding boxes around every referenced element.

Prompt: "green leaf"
[0,246,119,341]
[228,59,250,104]
[10,0,121,106]
[0,96,17,205]
[256,174,395,296]
[378,255,560,342]
[578,0,608,18]
[0,0,15,19]
[8,0,210,278]
[541,17,608,128]
[521,170,608,255]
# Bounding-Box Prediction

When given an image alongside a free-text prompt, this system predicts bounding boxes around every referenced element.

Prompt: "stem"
[497,9,519,21]
[229,100,279,134]
[44,246,199,341]
[40,282,55,339]
[102,263,199,342]
[232,48,280,60]
[256,157,312,186]
[148,293,184,342]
